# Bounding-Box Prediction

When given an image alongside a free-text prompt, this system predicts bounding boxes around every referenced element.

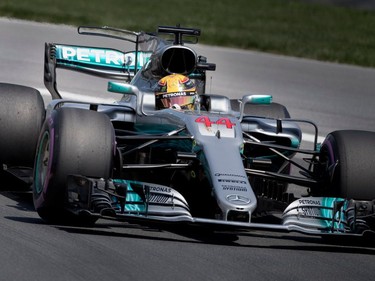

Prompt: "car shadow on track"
[52,222,375,255]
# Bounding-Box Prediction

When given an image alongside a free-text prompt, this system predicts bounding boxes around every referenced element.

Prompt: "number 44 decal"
[195,116,235,129]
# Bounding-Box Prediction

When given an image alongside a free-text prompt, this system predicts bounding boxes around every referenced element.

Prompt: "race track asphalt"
[1,18,375,281]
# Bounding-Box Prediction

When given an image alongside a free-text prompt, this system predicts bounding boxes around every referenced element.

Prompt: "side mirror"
[108,81,138,95]
[239,94,272,122]
[108,81,145,115]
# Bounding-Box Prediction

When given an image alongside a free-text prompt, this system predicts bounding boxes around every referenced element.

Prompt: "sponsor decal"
[215,173,248,192]
[58,45,125,66]
[214,173,247,178]
[218,179,247,185]
[298,199,321,206]
[222,185,248,192]
[162,92,187,98]
[148,194,170,204]
[146,185,172,194]
[301,207,320,217]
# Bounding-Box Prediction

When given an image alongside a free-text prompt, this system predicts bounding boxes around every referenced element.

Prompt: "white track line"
[302,133,325,144]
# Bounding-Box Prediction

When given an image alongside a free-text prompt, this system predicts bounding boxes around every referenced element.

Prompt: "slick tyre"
[33,107,114,224]
[0,83,45,168]
[230,99,290,119]
[320,130,375,200]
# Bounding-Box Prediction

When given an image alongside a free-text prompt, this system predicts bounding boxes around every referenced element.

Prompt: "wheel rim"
[34,131,50,195]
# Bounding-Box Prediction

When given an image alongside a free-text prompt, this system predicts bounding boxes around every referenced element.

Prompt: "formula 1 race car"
[1,25,375,238]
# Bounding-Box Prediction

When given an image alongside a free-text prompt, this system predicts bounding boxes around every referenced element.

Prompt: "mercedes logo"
[226,194,251,205]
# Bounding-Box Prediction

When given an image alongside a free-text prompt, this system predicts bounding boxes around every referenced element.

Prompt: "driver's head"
[155,74,196,110]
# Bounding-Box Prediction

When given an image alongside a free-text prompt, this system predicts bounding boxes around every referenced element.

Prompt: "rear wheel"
[0,83,44,168]
[33,107,115,224]
[320,130,375,200]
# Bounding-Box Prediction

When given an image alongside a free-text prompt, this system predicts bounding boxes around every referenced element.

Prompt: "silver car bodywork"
[36,25,375,238]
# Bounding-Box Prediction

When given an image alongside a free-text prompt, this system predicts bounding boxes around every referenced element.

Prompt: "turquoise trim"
[112,179,146,212]
[34,131,50,195]
[320,197,346,230]
[54,45,151,72]
[108,82,134,94]
[251,95,272,104]
[290,137,300,148]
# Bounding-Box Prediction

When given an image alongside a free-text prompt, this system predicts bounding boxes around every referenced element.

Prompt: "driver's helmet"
[155,73,196,110]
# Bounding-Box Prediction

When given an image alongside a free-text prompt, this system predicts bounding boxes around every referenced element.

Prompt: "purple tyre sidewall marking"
[34,116,55,209]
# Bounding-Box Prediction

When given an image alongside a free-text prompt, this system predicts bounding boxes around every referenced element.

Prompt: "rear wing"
[44,26,153,99]
[43,25,214,99]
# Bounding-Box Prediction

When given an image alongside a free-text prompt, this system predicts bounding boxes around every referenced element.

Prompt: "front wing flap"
[66,175,192,220]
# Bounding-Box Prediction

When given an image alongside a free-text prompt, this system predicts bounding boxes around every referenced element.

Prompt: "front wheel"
[320,130,375,200]
[33,107,115,224]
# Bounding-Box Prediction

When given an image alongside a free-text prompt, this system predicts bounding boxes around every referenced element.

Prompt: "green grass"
[1,0,375,67]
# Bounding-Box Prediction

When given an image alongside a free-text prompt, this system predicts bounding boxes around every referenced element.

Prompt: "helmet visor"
[156,91,195,109]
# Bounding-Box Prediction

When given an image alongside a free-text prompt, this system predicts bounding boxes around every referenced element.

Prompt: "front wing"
[65,175,375,237]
